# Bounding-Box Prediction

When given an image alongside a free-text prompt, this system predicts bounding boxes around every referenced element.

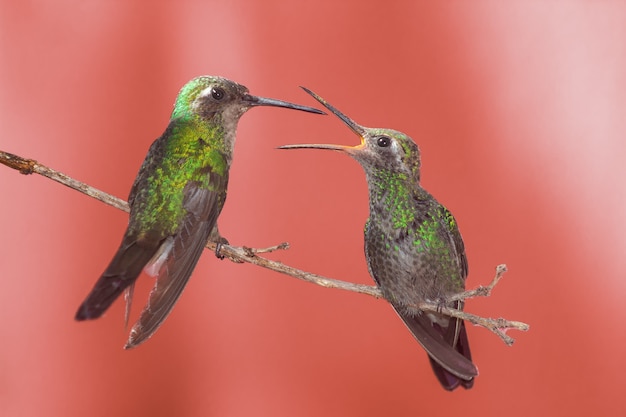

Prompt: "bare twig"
[447,264,508,302]
[1,149,529,344]
[416,265,529,345]
[1,150,129,212]
[206,241,383,298]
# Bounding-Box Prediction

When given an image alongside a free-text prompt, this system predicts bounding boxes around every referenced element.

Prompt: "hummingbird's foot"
[435,297,447,314]
[215,242,225,260]
[212,236,230,260]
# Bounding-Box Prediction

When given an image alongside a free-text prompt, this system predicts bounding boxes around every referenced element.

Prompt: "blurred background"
[1,1,625,416]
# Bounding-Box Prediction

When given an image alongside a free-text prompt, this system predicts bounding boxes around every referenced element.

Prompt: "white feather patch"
[144,236,175,277]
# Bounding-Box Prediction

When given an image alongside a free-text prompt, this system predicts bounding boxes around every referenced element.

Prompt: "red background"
[1,2,625,416]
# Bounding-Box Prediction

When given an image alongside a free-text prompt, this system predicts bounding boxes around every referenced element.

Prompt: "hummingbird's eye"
[211,87,225,100]
[377,136,391,147]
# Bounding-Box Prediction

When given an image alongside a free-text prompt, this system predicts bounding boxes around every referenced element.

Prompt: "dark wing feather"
[419,206,474,389]
[124,179,226,348]
[442,206,469,282]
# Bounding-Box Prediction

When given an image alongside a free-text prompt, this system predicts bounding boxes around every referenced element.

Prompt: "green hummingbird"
[75,76,323,349]
[279,88,478,390]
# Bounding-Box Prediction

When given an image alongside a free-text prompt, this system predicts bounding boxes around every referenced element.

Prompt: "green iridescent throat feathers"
[75,76,323,349]
[279,88,477,391]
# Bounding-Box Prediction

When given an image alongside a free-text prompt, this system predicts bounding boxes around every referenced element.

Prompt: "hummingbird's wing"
[416,207,474,389]
[124,179,227,348]
[443,208,469,282]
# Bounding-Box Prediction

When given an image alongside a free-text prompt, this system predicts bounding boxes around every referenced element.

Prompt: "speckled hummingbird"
[75,76,323,349]
[279,88,478,390]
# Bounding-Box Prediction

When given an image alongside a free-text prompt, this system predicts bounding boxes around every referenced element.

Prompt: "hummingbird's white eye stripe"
[193,87,216,113]
[198,87,214,98]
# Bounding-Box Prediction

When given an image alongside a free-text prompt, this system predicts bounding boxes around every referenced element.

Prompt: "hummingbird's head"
[172,76,324,122]
[173,76,251,121]
[278,88,422,181]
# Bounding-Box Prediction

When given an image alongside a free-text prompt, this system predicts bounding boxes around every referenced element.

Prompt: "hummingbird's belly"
[365,230,463,309]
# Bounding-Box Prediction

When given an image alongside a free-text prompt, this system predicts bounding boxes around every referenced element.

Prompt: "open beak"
[277,87,366,153]
[243,94,325,115]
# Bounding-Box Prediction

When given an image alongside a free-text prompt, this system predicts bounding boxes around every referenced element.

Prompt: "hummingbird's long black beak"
[278,87,367,153]
[301,87,367,137]
[243,94,325,114]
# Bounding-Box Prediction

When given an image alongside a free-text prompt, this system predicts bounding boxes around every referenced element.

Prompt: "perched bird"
[279,88,478,390]
[75,76,323,348]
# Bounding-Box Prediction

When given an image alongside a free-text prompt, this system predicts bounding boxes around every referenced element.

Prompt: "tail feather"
[395,308,477,390]
[428,321,474,390]
[75,237,161,320]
